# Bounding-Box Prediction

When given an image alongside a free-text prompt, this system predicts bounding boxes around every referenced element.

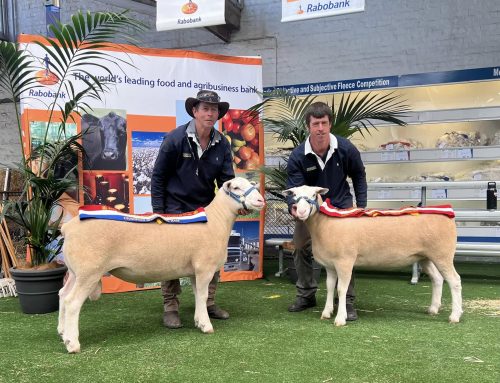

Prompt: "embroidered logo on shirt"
[182,153,192,158]
[306,166,317,172]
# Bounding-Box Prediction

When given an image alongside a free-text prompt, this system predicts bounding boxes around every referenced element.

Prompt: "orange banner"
[20,36,264,293]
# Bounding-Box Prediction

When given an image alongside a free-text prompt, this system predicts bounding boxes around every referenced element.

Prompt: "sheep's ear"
[282,188,294,197]
[222,179,232,192]
[316,187,329,195]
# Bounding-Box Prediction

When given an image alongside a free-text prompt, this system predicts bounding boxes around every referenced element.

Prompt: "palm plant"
[0,11,145,267]
[249,89,410,198]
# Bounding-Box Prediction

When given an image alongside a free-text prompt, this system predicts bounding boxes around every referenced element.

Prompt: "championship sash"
[79,205,208,223]
[320,200,455,218]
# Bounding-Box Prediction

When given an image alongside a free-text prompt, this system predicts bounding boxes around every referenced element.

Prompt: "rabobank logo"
[181,0,198,14]
[35,54,59,86]
[282,0,363,23]
[178,0,201,25]
[306,0,351,13]
[286,0,304,14]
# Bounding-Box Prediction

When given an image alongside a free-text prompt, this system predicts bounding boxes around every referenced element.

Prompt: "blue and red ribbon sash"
[320,199,455,218]
[79,205,208,224]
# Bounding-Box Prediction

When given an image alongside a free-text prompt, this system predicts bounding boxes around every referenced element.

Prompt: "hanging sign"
[282,0,365,23]
[156,0,225,31]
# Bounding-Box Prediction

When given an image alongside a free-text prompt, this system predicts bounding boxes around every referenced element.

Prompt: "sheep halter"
[224,184,258,210]
[293,195,320,217]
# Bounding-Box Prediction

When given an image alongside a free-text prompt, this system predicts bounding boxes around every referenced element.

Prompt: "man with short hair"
[151,90,234,329]
[286,101,367,321]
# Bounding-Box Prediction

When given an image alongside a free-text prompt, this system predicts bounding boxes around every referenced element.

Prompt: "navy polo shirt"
[286,134,367,209]
[151,121,234,214]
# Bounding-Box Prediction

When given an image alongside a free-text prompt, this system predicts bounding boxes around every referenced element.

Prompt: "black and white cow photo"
[82,110,127,171]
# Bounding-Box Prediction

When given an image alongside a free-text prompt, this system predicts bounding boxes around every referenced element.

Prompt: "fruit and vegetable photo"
[221,109,261,171]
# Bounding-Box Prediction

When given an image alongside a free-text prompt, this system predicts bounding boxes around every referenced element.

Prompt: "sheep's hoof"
[200,324,214,334]
[334,319,346,327]
[321,312,332,320]
[448,314,461,323]
[64,339,81,354]
[196,320,214,334]
[427,307,440,315]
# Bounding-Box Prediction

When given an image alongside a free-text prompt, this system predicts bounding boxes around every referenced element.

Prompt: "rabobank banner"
[156,0,225,31]
[19,34,264,290]
[282,0,365,22]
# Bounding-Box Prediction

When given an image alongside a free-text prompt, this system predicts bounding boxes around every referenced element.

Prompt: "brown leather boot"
[163,311,183,328]
[207,305,229,320]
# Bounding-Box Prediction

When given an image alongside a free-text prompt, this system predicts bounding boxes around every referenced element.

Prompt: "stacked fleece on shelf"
[435,131,489,148]
[357,139,423,152]
[378,139,423,150]
[490,131,500,146]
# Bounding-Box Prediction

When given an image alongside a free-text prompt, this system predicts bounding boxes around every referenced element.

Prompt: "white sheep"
[284,185,463,326]
[58,177,265,353]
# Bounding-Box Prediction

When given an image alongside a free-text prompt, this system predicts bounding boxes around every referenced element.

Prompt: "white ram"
[58,177,265,353]
[284,185,462,326]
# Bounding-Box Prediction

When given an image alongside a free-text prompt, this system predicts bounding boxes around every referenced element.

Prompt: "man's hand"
[238,208,251,216]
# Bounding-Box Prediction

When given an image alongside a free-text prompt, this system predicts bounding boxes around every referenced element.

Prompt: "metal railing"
[264,192,294,238]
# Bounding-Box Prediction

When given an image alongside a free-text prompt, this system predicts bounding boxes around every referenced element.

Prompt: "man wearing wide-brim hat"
[151,90,234,329]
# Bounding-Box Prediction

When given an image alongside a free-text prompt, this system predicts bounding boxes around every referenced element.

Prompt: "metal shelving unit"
[367,180,499,202]
[361,145,500,164]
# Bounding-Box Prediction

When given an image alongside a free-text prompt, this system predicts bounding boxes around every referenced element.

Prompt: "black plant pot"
[10,265,68,314]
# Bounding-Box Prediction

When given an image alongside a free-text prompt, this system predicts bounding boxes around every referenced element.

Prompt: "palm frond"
[0,41,39,100]
[35,11,146,149]
[333,91,409,137]
[0,41,40,160]
[260,161,289,191]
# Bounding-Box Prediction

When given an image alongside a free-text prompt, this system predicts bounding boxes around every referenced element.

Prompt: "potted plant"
[0,10,144,314]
